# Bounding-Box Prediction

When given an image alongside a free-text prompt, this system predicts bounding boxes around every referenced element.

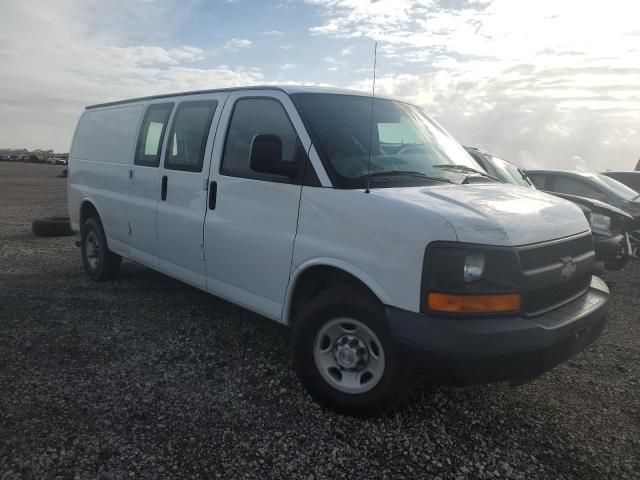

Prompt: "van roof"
[85,85,394,110]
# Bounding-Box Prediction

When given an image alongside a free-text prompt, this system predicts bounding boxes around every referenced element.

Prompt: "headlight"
[422,242,521,314]
[463,253,485,283]
[590,212,611,231]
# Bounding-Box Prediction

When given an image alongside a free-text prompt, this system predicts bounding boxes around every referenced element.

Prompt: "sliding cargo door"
[156,93,227,288]
[127,102,174,268]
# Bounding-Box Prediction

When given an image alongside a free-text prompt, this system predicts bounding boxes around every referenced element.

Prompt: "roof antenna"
[365,41,378,194]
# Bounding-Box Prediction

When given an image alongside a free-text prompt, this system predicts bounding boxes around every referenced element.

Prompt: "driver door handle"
[208,181,217,210]
[161,175,168,201]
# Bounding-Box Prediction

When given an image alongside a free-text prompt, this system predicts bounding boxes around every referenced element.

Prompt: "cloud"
[279,43,295,50]
[279,63,297,70]
[224,37,253,50]
[308,0,640,170]
[261,30,285,36]
[0,0,262,151]
[349,72,640,171]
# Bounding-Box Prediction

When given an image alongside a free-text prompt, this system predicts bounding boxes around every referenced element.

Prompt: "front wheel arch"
[284,261,387,325]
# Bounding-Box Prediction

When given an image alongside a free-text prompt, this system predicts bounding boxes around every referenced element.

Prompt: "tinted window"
[135,103,174,167]
[221,98,306,182]
[292,93,480,188]
[528,174,547,189]
[164,100,217,172]
[550,176,602,199]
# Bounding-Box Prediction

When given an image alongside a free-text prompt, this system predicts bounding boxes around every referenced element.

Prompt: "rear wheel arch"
[285,262,387,325]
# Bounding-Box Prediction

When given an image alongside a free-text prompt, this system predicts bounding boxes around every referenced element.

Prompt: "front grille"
[523,273,591,314]
[519,235,593,271]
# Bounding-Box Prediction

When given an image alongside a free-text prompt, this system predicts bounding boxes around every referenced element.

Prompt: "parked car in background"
[525,169,640,259]
[466,148,633,270]
[602,171,640,192]
[67,86,609,414]
[465,147,534,188]
[46,157,67,165]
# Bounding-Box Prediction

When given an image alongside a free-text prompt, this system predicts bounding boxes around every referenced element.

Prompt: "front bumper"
[387,276,609,385]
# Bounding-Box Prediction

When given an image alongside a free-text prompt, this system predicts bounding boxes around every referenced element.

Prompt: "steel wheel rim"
[629,230,640,259]
[313,317,385,394]
[85,230,100,270]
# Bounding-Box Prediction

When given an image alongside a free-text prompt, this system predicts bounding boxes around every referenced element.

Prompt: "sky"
[0,0,638,170]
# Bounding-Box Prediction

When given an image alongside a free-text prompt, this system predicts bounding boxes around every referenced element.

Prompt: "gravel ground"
[1,162,639,480]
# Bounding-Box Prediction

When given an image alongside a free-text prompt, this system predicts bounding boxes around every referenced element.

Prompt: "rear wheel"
[81,217,121,281]
[292,285,407,416]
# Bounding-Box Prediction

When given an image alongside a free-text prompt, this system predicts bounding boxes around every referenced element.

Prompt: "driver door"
[203,91,310,320]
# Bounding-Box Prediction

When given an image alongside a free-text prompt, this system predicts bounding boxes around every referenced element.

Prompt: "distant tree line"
[0,148,68,157]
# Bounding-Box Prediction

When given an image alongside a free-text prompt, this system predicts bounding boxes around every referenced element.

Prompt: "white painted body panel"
[67,86,592,327]
[68,104,145,251]
[203,90,306,321]
[372,183,590,246]
[157,92,229,288]
[287,187,458,318]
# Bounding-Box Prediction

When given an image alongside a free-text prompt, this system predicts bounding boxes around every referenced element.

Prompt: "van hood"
[374,183,590,246]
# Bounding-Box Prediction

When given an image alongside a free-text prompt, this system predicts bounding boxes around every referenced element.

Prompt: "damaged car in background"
[466,147,634,271]
[525,169,640,260]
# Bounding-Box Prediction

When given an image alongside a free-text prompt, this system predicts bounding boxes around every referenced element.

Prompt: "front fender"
[282,257,390,325]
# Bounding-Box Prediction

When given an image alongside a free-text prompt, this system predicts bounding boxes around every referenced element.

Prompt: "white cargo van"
[68,86,608,414]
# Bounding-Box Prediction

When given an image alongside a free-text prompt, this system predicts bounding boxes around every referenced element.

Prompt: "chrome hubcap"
[85,231,99,269]
[313,317,385,394]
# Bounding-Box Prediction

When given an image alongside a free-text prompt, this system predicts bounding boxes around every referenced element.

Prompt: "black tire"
[292,285,407,416]
[32,216,75,237]
[80,217,121,281]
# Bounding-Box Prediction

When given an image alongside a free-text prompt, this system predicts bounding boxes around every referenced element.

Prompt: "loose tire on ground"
[32,216,75,237]
[292,285,407,416]
[80,217,121,281]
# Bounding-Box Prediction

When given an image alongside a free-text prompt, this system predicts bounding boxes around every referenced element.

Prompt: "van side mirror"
[249,134,298,178]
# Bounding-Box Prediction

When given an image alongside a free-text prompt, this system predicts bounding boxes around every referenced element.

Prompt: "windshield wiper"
[358,170,454,184]
[433,164,500,182]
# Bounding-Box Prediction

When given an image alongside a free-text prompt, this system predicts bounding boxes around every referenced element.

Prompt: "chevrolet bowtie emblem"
[560,256,577,279]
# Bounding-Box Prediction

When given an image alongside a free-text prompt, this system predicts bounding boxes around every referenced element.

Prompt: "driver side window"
[220,97,307,183]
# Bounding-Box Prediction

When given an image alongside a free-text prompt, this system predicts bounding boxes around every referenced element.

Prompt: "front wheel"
[81,217,121,281]
[292,285,407,416]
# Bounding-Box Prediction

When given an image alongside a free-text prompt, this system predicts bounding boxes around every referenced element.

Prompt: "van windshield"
[292,93,484,188]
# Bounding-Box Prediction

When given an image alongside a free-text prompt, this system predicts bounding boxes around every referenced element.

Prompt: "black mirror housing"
[249,134,298,178]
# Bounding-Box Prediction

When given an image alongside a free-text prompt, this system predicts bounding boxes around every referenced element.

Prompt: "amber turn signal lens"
[428,293,521,313]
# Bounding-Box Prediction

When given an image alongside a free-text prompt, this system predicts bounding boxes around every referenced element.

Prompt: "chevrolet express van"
[68,86,609,414]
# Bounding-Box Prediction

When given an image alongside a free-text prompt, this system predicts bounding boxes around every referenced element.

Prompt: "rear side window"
[164,100,218,172]
[550,176,601,198]
[220,97,307,182]
[134,103,174,167]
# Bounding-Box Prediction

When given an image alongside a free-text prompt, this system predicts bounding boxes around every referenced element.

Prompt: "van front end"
[387,234,609,384]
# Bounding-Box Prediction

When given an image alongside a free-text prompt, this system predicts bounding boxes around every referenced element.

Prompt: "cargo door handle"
[208,181,217,210]
[161,175,168,201]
